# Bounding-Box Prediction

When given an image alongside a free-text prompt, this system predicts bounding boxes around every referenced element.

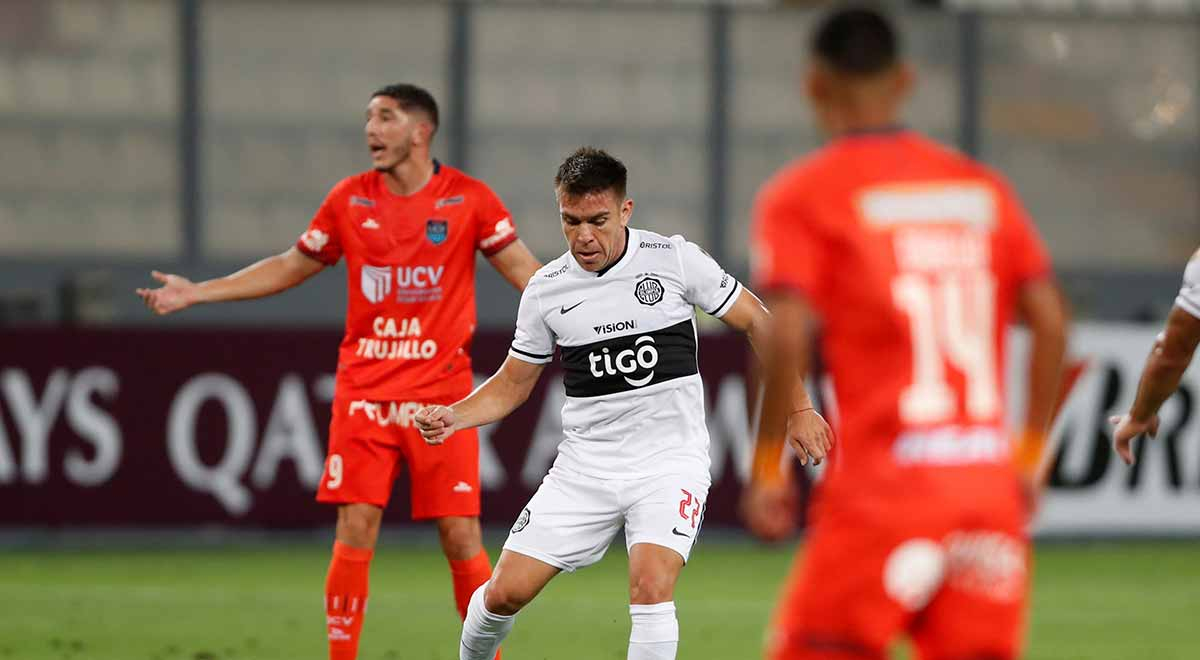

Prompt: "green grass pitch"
[3,537,1198,660]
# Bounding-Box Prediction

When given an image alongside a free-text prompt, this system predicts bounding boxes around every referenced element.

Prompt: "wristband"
[1013,430,1047,475]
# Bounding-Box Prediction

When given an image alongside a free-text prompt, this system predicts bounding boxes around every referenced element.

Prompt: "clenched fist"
[415,405,457,445]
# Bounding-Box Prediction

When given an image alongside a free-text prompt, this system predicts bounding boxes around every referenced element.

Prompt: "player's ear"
[414,119,435,147]
[620,197,634,225]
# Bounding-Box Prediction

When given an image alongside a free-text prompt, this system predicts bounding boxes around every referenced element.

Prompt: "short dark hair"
[371,83,439,133]
[811,7,899,77]
[554,147,627,199]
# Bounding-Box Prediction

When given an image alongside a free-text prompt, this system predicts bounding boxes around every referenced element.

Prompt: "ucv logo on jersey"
[560,319,698,397]
[361,265,392,304]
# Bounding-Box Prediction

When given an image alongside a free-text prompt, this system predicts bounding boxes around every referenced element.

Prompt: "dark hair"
[554,147,627,199]
[811,6,899,77]
[370,83,439,133]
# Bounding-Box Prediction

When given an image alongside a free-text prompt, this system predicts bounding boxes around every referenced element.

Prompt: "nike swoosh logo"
[671,527,691,538]
[560,300,585,314]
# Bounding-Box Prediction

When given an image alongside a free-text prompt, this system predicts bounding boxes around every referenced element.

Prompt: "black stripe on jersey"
[706,281,739,316]
[511,346,553,360]
[559,319,698,398]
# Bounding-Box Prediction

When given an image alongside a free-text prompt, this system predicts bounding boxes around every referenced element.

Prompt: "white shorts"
[502,466,710,572]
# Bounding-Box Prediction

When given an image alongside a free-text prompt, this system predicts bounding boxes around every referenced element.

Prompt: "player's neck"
[828,112,902,137]
[381,156,435,196]
[596,227,630,276]
[824,96,903,137]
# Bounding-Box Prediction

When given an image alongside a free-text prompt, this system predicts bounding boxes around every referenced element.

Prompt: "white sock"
[628,602,679,660]
[460,582,515,660]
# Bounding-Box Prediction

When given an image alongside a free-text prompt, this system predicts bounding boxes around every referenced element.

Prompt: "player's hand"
[415,405,457,445]
[786,409,834,467]
[135,271,199,315]
[1109,413,1159,465]
[740,479,799,543]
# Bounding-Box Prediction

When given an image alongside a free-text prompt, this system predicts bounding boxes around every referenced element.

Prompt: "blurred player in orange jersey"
[744,8,1070,660]
[137,83,540,660]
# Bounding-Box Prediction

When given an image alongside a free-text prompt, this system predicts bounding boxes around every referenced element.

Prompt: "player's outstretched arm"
[415,356,545,445]
[1013,279,1069,489]
[1111,305,1200,465]
[487,240,542,292]
[135,247,325,315]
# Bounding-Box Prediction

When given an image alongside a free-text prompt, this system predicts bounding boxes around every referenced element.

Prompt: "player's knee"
[336,505,382,548]
[436,516,482,560]
[482,580,532,616]
[629,572,675,605]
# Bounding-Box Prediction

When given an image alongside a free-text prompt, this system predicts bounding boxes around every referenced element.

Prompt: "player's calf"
[627,544,684,660]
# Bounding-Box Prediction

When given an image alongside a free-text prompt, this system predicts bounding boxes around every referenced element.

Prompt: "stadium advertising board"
[2,324,1198,536]
[0,328,756,529]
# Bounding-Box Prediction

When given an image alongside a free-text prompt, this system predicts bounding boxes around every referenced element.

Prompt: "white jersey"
[509,227,743,480]
[1176,254,1200,319]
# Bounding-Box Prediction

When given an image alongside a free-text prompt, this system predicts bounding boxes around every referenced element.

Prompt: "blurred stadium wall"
[0,0,1196,324]
[1,1,1199,535]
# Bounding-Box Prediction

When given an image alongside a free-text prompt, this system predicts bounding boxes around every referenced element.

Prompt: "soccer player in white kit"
[415,147,832,660]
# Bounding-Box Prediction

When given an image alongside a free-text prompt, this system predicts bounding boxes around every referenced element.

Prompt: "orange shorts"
[768,502,1029,660]
[315,396,480,519]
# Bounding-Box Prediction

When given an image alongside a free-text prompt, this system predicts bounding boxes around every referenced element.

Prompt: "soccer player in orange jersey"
[137,83,540,660]
[744,9,1070,660]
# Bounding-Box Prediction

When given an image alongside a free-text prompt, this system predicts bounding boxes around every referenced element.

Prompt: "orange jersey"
[297,162,518,402]
[752,130,1050,508]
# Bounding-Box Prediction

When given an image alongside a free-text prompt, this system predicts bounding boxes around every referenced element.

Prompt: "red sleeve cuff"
[295,240,338,265]
[479,231,519,258]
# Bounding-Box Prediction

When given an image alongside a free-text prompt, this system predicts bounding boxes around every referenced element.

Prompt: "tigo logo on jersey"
[635,277,664,306]
[589,335,659,387]
[426,219,449,245]
[561,319,697,397]
[360,265,392,304]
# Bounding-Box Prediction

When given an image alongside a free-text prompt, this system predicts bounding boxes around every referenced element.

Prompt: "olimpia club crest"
[634,277,664,306]
[426,219,449,246]
[512,508,531,533]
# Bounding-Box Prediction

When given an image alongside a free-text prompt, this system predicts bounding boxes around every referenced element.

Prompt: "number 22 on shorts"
[678,489,703,529]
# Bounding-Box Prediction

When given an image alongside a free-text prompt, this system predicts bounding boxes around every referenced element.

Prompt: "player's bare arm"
[739,291,832,542]
[720,287,833,466]
[1014,278,1069,493]
[1111,305,1200,465]
[415,356,545,444]
[136,246,324,315]
[487,239,542,291]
